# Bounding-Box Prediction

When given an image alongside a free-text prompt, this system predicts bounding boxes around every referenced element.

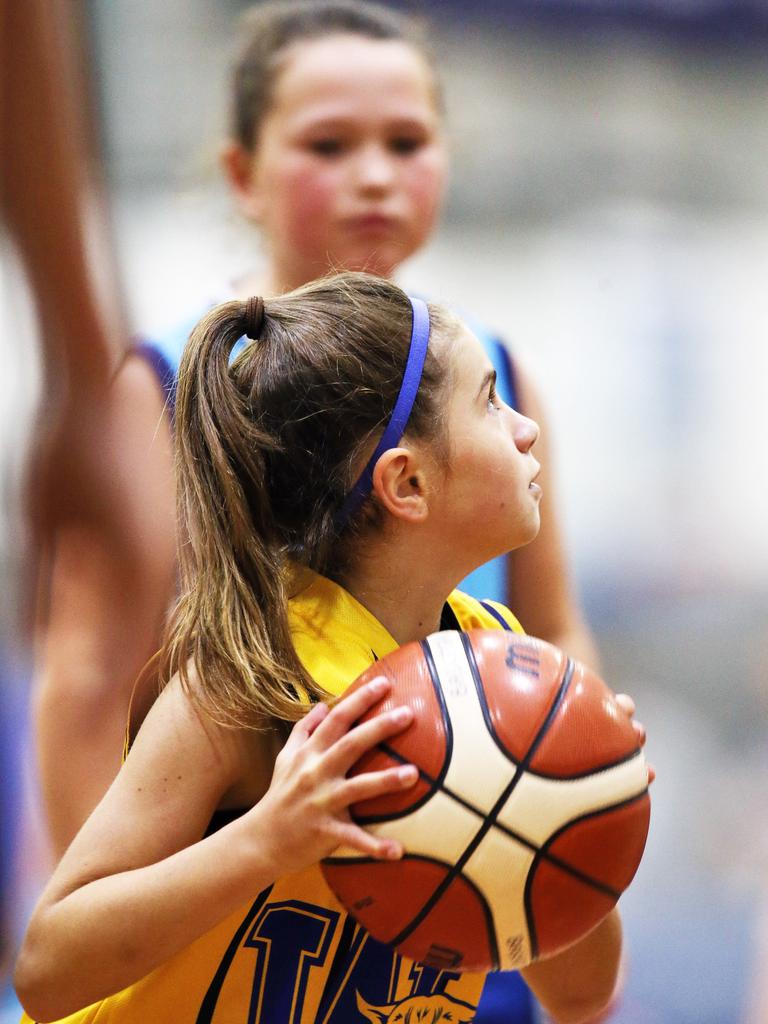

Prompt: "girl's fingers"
[334,763,418,810]
[614,693,636,717]
[331,821,404,862]
[303,701,331,737]
[615,693,648,747]
[323,704,414,774]
[282,702,329,754]
[310,678,392,750]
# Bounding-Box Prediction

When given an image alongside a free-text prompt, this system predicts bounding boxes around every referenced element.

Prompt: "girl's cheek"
[276,164,341,229]
[407,153,448,213]
[296,161,342,200]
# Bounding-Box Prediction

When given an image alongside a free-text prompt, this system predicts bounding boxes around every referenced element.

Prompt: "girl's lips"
[346,213,399,232]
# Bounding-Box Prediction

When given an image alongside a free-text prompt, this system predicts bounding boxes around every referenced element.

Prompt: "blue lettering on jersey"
[243,900,339,1022]
[198,896,533,1023]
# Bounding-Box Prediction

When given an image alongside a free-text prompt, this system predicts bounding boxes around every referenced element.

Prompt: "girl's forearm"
[15,807,276,1022]
[520,909,623,1024]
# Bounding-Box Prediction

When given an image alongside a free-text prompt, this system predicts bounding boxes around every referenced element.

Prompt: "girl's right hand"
[250,679,417,875]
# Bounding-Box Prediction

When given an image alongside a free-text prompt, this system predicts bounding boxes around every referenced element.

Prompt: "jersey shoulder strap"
[447,589,524,634]
[133,296,243,416]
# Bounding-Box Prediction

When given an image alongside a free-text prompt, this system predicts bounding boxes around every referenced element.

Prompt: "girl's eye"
[487,382,500,411]
[308,138,345,156]
[389,136,424,155]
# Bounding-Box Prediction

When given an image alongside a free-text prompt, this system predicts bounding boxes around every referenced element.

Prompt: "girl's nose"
[513,412,539,453]
[355,144,395,193]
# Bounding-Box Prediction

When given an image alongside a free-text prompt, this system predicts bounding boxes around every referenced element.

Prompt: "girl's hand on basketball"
[251,679,418,875]
[615,692,655,784]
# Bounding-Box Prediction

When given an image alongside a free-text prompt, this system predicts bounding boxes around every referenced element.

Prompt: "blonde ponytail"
[161,274,453,728]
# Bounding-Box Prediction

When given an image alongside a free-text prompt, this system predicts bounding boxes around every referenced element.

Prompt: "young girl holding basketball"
[16,274,642,1024]
[33,0,598,872]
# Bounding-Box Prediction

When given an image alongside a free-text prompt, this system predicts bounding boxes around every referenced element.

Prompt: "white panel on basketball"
[331,789,482,864]
[461,827,535,969]
[496,752,648,847]
[424,631,517,811]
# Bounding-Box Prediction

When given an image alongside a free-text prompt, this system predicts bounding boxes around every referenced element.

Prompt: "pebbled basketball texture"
[321,629,650,972]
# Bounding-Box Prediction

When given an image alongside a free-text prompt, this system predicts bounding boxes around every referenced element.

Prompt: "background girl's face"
[231,34,448,289]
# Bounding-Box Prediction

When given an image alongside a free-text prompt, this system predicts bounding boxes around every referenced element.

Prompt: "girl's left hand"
[614,692,655,784]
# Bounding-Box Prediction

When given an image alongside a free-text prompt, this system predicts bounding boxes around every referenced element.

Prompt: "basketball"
[321,629,650,973]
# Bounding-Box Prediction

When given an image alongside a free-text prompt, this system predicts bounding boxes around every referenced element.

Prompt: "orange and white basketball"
[321,629,650,972]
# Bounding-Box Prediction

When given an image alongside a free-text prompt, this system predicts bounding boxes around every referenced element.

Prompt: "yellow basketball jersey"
[21,575,523,1024]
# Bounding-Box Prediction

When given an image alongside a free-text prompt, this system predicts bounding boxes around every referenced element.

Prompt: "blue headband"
[336,296,430,528]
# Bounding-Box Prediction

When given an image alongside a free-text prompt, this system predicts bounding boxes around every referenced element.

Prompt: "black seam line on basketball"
[352,744,441,824]
[376,742,645,789]
[195,885,273,1023]
[525,746,645,780]
[537,788,651,876]
[358,739,644,819]
[385,659,576,952]
[324,852,499,969]
[520,657,576,767]
[357,740,643,900]
[461,633,577,776]
[460,634,593,778]
[523,865,540,961]
[354,643,452,827]
[364,753,626,898]
[522,788,651,959]
[471,745,645,784]
[419,638,454,786]
[459,631,523,765]
[383,767,526,953]
[531,786,652,902]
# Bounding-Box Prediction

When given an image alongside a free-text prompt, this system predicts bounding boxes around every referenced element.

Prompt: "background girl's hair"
[164,271,454,728]
[231,0,441,151]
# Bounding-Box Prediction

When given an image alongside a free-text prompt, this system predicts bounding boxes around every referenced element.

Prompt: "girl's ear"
[371,447,429,523]
[220,141,264,222]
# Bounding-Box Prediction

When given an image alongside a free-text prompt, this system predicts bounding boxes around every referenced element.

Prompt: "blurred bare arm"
[521,909,622,1024]
[507,363,601,670]
[2,0,178,857]
[1,0,121,503]
[33,356,177,858]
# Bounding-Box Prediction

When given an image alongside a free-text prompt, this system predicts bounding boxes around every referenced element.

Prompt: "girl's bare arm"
[15,676,417,1022]
[522,909,622,1024]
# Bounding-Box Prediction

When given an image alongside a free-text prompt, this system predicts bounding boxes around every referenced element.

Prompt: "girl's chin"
[332,242,413,278]
[510,516,542,551]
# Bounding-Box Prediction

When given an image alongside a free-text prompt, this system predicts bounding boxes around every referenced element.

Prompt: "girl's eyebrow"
[477,368,496,399]
[296,116,355,131]
[295,114,434,133]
